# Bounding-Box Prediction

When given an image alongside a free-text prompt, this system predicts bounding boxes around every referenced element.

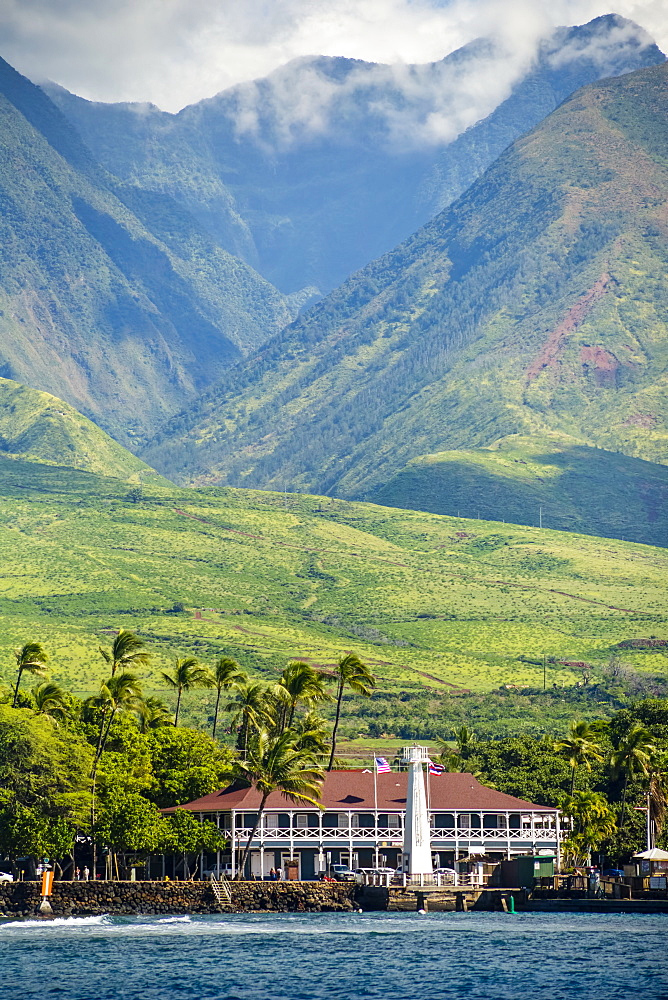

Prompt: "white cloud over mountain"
[0,0,664,114]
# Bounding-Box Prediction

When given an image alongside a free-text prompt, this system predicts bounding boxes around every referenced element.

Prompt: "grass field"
[0,456,666,734]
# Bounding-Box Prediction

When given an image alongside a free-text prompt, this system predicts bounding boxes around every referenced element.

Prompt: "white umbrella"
[632,848,668,860]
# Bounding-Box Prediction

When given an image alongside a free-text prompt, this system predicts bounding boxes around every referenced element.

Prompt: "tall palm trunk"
[174,686,183,726]
[12,667,24,707]
[327,678,345,772]
[212,687,222,739]
[570,765,576,796]
[238,791,269,879]
[619,774,630,834]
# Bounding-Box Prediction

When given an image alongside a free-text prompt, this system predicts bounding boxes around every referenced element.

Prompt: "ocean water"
[2,911,667,1000]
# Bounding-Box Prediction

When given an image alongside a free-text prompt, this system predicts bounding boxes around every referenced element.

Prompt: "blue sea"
[2,911,667,1000]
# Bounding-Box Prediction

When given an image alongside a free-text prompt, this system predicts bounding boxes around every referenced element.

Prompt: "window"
[387,814,401,829]
[295,814,309,829]
[264,813,279,829]
[458,813,471,829]
[351,814,360,828]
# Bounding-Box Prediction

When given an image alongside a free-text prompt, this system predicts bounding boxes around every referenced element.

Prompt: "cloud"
[0,0,664,114]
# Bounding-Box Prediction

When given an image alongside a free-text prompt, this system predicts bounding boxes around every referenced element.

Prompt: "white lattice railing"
[230,825,556,843]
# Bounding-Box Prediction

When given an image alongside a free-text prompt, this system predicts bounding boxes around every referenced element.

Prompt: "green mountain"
[0,377,163,481]
[0,457,665,734]
[142,62,668,550]
[0,56,291,447]
[43,15,664,296]
[372,434,668,547]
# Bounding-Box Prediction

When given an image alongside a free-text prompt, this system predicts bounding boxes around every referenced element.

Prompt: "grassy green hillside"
[372,434,668,547]
[0,457,665,735]
[0,377,165,481]
[0,57,290,446]
[143,63,668,535]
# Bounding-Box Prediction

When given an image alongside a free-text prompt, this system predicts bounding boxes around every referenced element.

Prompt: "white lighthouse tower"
[402,745,433,875]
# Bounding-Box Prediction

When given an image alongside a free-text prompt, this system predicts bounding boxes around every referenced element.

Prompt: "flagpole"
[373,752,379,869]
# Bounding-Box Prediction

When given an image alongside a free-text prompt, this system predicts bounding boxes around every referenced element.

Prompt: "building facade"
[168,769,560,879]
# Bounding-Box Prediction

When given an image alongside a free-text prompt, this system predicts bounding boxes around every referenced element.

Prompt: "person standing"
[83,866,90,881]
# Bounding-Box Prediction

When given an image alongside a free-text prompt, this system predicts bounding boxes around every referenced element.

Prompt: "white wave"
[0,914,110,932]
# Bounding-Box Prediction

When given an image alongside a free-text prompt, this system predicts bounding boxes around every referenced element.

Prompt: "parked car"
[601,868,624,878]
[0,872,14,883]
[327,864,357,882]
[202,865,234,879]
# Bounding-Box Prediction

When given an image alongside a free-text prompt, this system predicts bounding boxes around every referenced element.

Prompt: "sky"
[0,0,666,111]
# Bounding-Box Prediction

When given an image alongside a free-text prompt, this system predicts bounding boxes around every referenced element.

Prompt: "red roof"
[164,770,555,814]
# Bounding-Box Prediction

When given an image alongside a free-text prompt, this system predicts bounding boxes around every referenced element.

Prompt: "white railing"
[362,872,486,888]
[230,826,556,843]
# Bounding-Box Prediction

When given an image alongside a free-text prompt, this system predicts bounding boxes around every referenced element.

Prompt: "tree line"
[1,631,375,879]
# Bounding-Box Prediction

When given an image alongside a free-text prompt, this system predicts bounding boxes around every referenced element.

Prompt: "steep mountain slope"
[0,57,291,446]
[43,15,664,296]
[0,378,162,481]
[0,458,665,718]
[142,63,668,540]
[372,435,668,547]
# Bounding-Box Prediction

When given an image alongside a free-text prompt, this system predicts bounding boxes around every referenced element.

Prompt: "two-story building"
[166,769,560,879]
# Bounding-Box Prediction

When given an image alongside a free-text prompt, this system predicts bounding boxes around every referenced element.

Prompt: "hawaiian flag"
[375,756,391,773]
[428,760,445,775]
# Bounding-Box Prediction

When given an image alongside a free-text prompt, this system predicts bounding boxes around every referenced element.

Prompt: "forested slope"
[0,57,290,446]
[44,15,664,296]
[143,63,668,525]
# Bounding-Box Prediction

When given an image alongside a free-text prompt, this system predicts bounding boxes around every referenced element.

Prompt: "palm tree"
[223,680,277,754]
[291,711,330,757]
[88,671,145,765]
[12,642,49,707]
[648,756,668,848]
[555,720,604,795]
[611,722,656,833]
[161,657,214,726]
[31,681,70,724]
[211,657,246,739]
[327,653,375,771]
[139,696,174,732]
[452,725,476,760]
[99,629,150,677]
[234,728,325,878]
[277,661,330,732]
[560,790,616,867]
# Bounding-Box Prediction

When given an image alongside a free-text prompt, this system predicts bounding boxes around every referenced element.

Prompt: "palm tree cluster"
[554,718,664,864]
[7,633,376,876]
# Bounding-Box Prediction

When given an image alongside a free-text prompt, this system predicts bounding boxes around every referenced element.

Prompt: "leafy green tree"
[277,661,330,732]
[234,729,324,877]
[99,629,150,678]
[611,723,656,834]
[291,711,330,757]
[145,726,235,808]
[12,642,49,707]
[96,790,167,878]
[162,808,226,878]
[0,705,91,873]
[161,657,214,726]
[327,653,375,770]
[211,657,245,739]
[555,720,604,794]
[452,725,476,759]
[31,681,71,725]
[469,735,572,805]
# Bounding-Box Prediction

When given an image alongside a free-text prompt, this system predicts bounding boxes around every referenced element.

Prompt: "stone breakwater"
[0,881,355,919]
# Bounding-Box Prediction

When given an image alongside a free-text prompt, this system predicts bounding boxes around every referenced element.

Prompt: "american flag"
[428,761,445,775]
[375,756,391,774]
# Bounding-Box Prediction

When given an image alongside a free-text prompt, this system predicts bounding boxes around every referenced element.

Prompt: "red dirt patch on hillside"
[580,344,619,387]
[526,273,610,382]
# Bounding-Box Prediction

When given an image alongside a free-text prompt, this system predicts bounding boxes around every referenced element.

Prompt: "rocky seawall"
[0,881,355,919]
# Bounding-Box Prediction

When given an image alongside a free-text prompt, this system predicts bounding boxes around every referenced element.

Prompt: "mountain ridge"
[140,61,668,548]
[0,56,291,446]
[42,14,664,296]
